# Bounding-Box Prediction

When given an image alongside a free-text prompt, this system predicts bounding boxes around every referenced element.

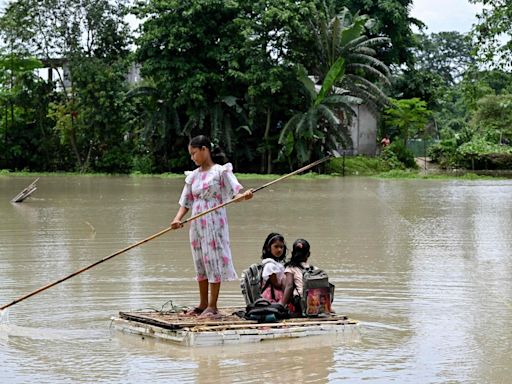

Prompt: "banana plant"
[312,4,391,114]
[279,57,362,166]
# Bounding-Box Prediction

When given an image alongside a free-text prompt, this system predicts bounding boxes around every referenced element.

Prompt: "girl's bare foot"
[197,307,221,319]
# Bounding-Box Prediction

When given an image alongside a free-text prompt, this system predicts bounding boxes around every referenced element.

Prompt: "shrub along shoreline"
[1,156,506,180]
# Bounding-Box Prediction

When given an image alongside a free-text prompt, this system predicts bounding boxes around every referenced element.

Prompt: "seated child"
[280,238,332,317]
[280,238,311,315]
[260,233,287,303]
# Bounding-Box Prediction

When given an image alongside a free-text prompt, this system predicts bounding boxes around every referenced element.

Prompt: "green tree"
[234,0,316,173]
[126,81,183,173]
[134,0,315,171]
[278,5,390,166]
[338,0,423,66]
[134,1,247,138]
[384,98,431,146]
[460,67,512,111]
[0,0,131,172]
[470,0,512,68]
[0,52,62,171]
[70,57,133,173]
[414,32,475,85]
[392,68,445,110]
[472,94,512,144]
[393,32,475,140]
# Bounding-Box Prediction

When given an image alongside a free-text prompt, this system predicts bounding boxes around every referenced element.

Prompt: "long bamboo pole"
[0,155,333,311]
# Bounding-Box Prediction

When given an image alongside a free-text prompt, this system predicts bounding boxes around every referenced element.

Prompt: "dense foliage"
[470,0,512,69]
[390,27,512,170]
[1,0,512,173]
[0,0,132,172]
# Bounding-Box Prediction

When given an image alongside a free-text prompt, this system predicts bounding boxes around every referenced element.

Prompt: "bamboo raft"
[110,307,359,347]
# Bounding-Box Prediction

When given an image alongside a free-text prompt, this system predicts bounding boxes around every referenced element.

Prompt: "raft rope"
[158,299,188,314]
[108,299,188,330]
[127,299,188,315]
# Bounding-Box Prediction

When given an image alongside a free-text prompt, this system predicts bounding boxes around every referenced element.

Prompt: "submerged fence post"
[342,151,345,177]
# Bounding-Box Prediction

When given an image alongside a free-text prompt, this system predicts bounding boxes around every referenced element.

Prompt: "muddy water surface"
[1,175,511,383]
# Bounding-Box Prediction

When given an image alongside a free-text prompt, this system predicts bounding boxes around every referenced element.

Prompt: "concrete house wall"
[349,104,378,155]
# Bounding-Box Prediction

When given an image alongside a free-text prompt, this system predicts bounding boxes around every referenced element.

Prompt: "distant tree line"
[0,0,511,173]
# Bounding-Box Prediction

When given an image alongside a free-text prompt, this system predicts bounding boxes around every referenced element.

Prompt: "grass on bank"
[0,156,504,180]
[328,156,502,179]
[0,168,335,181]
[326,156,391,176]
[374,169,499,180]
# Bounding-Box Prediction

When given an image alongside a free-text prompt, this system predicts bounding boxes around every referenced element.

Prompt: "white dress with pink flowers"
[178,163,242,283]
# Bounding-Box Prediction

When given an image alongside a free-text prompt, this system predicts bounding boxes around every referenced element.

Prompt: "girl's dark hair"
[261,232,286,262]
[286,239,310,267]
[189,135,228,164]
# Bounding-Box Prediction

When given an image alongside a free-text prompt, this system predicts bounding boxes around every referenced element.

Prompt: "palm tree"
[311,4,391,113]
[279,5,391,166]
[279,57,362,166]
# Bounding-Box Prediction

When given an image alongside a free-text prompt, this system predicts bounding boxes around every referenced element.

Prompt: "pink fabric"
[284,262,310,296]
[178,163,242,282]
[261,285,284,303]
[261,259,286,303]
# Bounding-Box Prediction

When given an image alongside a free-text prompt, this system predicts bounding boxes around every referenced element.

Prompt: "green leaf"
[315,56,345,106]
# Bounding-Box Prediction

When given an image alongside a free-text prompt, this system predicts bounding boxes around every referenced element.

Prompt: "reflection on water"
[114,331,360,383]
[1,175,512,383]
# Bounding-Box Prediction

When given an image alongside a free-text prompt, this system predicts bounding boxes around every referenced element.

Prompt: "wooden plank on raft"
[11,178,39,203]
[190,319,355,332]
[119,311,258,329]
[119,309,352,331]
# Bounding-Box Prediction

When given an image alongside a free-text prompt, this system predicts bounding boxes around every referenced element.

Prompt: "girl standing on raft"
[171,135,252,319]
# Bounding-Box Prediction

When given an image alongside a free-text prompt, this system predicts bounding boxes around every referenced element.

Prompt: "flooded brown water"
[1,175,511,383]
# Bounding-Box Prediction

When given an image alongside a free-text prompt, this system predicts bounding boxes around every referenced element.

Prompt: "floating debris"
[11,178,39,203]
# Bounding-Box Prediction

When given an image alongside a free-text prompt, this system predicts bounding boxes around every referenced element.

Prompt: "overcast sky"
[0,0,483,34]
[410,0,483,33]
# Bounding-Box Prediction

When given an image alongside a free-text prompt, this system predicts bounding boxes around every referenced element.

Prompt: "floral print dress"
[179,163,242,283]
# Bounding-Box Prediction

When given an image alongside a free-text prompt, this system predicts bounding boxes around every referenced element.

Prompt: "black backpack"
[244,298,290,323]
